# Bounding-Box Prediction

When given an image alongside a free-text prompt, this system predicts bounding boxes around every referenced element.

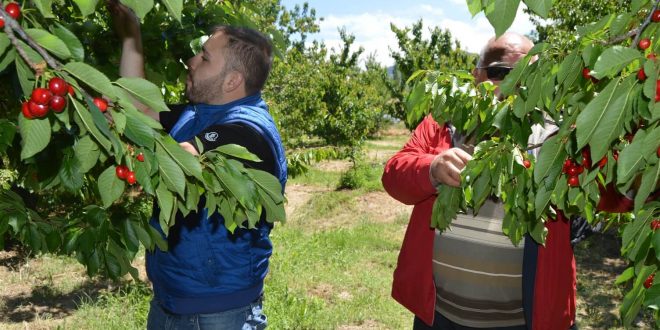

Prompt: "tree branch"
[631,0,660,48]
[0,7,60,71]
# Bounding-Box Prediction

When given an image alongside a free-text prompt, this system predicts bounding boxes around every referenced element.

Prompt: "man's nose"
[187,56,198,70]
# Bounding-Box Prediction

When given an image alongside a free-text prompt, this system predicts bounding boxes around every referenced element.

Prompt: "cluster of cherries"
[115,153,145,185]
[22,77,110,119]
[0,2,20,28]
[22,77,72,119]
[562,148,612,187]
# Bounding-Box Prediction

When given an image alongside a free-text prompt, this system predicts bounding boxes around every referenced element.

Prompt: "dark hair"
[211,26,273,95]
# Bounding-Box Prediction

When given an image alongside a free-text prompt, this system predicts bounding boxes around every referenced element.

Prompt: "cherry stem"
[0,7,60,73]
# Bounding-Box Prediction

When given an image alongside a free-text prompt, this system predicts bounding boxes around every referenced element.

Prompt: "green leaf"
[215,144,262,162]
[466,0,482,16]
[98,166,126,208]
[59,151,84,193]
[119,0,154,19]
[74,135,100,173]
[124,108,155,148]
[33,0,55,18]
[18,115,51,160]
[617,135,646,184]
[73,0,100,16]
[523,0,552,18]
[631,0,650,13]
[25,29,71,60]
[635,162,660,211]
[431,185,463,230]
[16,57,35,96]
[485,0,520,37]
[160,0,183,23]
[556,53,582,89]
[52,23,85,62]
[158,136,203,180]
[63,62,117,99]
[500,56,531,96]
[246,168,284,203]
[575,78,620,151]
[115,77,169,113]
[132,220,152,248]
[533,134,566,184]
[0,34,10,55]
[616,267,635,284]
[621,265,656,326]
[592,46,642,79]
[0,49,15,73]
[156,143,186,197]
[587,77,637,162]
[644,60,658,100]
[155,182,174,236]
[71,98,112,151]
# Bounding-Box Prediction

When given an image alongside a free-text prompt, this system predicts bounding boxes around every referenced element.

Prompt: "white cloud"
[312,3,536,67]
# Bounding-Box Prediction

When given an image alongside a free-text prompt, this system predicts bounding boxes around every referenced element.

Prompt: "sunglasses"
[479,65,513,81]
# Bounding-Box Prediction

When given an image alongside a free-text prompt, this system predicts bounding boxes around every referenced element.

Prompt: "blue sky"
[280,0,536,66]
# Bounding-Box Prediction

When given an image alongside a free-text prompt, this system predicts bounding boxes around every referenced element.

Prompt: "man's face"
[474,51,527,86]
[185,32,229,104]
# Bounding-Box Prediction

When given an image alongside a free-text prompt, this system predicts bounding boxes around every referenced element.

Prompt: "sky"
[279,0,537,67]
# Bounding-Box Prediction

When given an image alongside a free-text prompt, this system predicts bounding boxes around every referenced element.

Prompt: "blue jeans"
[147,297,267,330]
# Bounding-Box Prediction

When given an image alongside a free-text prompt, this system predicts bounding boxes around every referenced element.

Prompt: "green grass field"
[0,123,653,329]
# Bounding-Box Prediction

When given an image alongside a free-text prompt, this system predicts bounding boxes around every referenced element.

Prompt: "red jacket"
[382,115,633,329]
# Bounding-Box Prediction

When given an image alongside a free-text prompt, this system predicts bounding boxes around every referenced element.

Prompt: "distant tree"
[388,20,476,128]
[526,0,632,51]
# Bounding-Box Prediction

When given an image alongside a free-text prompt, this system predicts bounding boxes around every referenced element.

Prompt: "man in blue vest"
[107,1,287,329]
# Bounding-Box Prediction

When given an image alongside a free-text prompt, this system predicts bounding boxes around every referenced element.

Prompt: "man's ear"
[223,71,244,93]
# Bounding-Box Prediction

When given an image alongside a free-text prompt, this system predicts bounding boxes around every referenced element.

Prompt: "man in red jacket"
[382,32,582,330]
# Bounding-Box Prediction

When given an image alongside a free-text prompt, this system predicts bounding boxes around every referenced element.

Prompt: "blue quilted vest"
[146,93,287,315]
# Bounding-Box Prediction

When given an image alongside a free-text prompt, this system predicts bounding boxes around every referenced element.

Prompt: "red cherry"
[0,18,4,29]
[67,85,75,96]
[48,77,68,96]
[562,159,574,173]
[582,68,591,80]
[49,95,66,113]
[649,54,657,61]
[92,97,108,112]
[656,93,660,102]
[5,3,20,20]
[115,165,128,180]
[567,176,580,187]
[657,146,660,158]
[21,101,34,119]
[598,157,607,168]
[567,166,580,176]
[613,151,619,162]
[522,159,531,168]
[136,153,145,162]
[31,88,52,105]
[126,171,137,185]
[653,10,660,23]
[28,100,49,118]
[651,220,660,231]
[645,273,655,289]
[639,38,651,50]
[638,68,647,81]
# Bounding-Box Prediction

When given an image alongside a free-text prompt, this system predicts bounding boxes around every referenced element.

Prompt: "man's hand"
[106,0,141,41]
[430,148,472,187]
[179,142,200,156]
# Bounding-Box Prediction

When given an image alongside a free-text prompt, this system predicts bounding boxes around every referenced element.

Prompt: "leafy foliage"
[409,0,660,324]
[0,0,285,281]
